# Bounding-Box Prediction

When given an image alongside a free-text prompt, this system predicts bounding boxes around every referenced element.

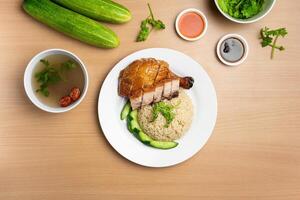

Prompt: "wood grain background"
[0,0,299,199]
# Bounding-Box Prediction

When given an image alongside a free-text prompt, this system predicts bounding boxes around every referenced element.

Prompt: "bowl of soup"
[24,49,89,113]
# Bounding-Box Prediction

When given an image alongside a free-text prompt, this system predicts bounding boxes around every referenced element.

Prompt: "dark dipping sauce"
[220,37,245,63]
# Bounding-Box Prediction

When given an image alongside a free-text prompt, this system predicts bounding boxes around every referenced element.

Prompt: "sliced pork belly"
[142,88,154,106]
[163,80,172,99]
[153,84,164,103]
[130,90,143,110]
[130,96,142,110]
[171,79,180,98]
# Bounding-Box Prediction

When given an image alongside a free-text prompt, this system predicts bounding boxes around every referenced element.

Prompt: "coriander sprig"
[151,102,175,128]
[260,27,288,59]
[136,3,165,42]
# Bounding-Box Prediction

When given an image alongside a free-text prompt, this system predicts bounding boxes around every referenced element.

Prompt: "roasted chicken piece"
[118,58,194,109]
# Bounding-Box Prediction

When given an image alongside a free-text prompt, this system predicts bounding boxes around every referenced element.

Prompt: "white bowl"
[175,8,208,41]
[24,49,89,113]
[214,0,276,24]
[216,34,249,66]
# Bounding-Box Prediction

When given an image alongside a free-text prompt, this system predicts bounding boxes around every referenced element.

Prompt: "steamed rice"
[138,89,193,141]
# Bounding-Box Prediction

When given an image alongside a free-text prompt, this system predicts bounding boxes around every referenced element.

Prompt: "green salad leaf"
[218,0,265,19]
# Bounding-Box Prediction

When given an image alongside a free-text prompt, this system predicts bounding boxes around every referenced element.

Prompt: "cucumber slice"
[126,110,141,136]
[137,131,152,144]
[138,131,178,149]
[129,110,138,121]
[130,119,141,132]
[121,101,131,120]
[127,114,134,121]
[149,140,178,149]
[127,110,141,136]
[127,116,134,133]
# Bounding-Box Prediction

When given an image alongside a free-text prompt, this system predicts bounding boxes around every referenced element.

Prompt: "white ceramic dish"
[216,34,249,66]
[175,8,208,41]
[214,0,276,24]
[24,49,89,113]
[98,48,217,167]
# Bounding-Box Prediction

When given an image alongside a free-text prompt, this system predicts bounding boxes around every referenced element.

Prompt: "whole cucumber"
[52,0,132,24]
[23,0,120,48]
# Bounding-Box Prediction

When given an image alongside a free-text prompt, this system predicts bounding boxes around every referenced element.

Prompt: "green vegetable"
[121,101,131,120]
[52,0,132,24]
[131,127,178,150]
[134,128,178,150]
[23,0,119,48]
[128,110,141,132]
[152,102,176,128]
[60,60,77,71]
[149,140,178,150]
[260,27,288,59]
[35,59,76,97]
[217,0,265,19]
[136,3,165,42]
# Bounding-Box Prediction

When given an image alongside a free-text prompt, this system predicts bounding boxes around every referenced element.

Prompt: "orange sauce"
[179,12,205,38]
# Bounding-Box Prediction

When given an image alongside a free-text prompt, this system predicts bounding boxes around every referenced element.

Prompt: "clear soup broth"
[32,54,84,108]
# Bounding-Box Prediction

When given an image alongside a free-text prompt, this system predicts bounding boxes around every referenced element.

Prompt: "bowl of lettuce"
[215,0,276,24]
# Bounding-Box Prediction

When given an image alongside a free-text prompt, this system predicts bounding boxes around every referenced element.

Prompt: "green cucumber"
[149,140,178,150]
[137,130,152,144]
[129,110,138,121]
[121,101,131,120]
[127,110,141,134]
[137,130,178,149]
[127,116,134,133]
[52,0,132,24]
[23,0,119,48]
[130,120,141,132]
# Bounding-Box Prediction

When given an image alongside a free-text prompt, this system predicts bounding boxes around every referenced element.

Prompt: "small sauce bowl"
[216,34,249,66]
[175,8,208,41]
[24,49,89,113]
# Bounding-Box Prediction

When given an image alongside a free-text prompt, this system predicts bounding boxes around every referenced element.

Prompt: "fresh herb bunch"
[152,101,175,128]
[260,27,288,59]
[35,59,76,97]
[137,3,165,42]
[218,0,265,19]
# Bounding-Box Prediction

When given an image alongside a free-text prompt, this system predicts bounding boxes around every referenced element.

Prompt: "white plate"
[98,48,217,167]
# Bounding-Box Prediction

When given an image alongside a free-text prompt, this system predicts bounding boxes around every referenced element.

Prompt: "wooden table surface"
[1,0,300,199]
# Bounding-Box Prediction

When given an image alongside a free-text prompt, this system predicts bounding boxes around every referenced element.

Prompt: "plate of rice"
[98,48,217,167]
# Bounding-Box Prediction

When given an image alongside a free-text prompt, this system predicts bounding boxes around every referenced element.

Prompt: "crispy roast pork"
[118,58,194,109]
